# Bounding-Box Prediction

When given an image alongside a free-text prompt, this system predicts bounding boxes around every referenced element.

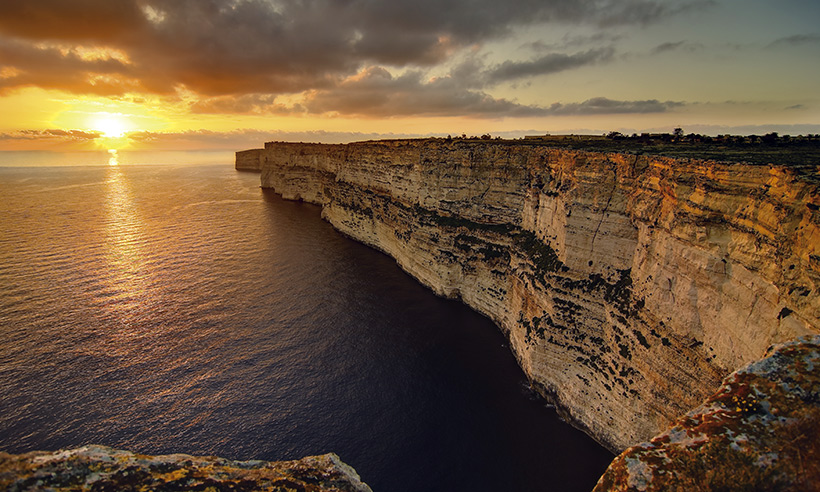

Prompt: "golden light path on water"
[101,150,152,347]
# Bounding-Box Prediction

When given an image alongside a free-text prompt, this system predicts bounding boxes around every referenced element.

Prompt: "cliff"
[594,334,820,491]
[236,148,265,172]
[0,445,371,492]
[252,138,820,453]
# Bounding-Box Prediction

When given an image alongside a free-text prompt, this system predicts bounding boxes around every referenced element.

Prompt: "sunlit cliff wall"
[254,139,820,452]
[235,148,264,171]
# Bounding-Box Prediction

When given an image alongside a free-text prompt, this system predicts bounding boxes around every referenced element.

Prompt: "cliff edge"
[251,138,819,453]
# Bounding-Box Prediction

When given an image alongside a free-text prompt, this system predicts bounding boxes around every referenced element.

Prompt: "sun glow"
[94,115,128,138]
[86,112,138,150]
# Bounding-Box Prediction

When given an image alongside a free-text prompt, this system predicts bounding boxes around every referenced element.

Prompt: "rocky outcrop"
[252,138,820,452]
[236,148,264,172]
[0,445,372,492]
[594,335,820,491]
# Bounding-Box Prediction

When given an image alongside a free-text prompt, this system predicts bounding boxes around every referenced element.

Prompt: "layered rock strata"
[0,445,372,492]
[236,148,264,172]
[254,139,820,452]
[594,335,820,491]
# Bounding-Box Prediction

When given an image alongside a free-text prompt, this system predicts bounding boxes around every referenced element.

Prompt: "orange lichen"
[594,335,820,492]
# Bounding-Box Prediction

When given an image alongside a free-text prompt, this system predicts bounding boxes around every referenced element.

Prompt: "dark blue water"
[0,157,613,491]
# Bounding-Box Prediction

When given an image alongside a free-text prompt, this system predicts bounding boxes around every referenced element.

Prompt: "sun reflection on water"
[108,149,119,166]
[103,164,152,336]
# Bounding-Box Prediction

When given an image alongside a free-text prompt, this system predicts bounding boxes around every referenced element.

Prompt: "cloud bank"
[0,0,710,117]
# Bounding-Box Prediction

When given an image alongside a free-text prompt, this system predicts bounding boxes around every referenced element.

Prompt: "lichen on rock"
[0,445,372,492]
[593,335,820,491]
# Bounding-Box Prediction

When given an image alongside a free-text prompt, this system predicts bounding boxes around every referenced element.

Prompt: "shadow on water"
[257,188,615,491]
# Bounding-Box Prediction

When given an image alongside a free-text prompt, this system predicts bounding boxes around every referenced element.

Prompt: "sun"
[87,112,135,149]
[94,115,128,138]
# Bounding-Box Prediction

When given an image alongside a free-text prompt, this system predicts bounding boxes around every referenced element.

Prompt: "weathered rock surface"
[594,334,820,491]
[236,148,264,172]
[252,138,820,452]
[0,445,372,492]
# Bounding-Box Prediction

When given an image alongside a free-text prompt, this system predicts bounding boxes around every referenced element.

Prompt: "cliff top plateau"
[259,132,820,171]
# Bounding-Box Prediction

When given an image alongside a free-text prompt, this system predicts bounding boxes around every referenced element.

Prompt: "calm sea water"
[0,151,613,492]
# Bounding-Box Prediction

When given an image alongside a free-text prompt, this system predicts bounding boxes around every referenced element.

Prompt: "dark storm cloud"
[543,97,682,115]
[302,67,546,117]
[431,47,615,92]
[484,48,615,84]
[651,41,685,54]
[0,0,711,92]
[301,68,682,117]
[0,0,707,117]
[594,0,714,27]
[0,1,147,43]
[650,40,703,54]
[522,32,626,52]
[767,33,820,48]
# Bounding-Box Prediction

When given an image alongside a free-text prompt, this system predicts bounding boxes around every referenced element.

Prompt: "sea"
[0,150,614,492]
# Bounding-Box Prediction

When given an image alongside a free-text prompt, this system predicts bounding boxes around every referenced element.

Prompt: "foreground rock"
[251,138,819,451]
[594,335,820,491]
[0,445,372,492]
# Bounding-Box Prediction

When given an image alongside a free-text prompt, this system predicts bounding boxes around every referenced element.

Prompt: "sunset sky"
[0,0,818,150]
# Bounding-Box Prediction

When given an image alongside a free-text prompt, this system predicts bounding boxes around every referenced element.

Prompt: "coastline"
[245,138,819,453]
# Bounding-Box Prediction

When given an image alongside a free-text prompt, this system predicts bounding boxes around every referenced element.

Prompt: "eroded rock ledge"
[0,445,372,492]
[249,138,819,453]
[594,334,820,491]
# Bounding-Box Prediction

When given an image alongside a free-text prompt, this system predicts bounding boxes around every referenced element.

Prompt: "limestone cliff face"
[254,139,819,452]
[236,148,264,172]
[0,445,372,492]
